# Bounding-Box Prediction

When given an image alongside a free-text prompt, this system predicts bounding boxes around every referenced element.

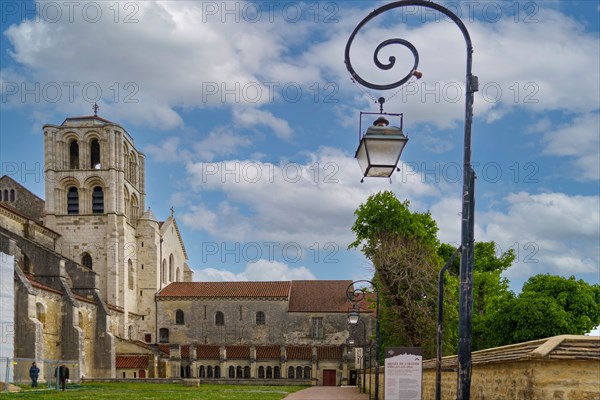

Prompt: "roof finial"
[92,102,100,116]
[170,206,175,217]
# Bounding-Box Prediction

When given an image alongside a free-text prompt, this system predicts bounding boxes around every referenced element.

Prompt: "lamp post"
[347,309,368,394]
[347,280,380,400]
[344,2,478,399]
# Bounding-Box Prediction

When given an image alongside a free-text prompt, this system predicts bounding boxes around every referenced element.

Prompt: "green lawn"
[0,382,308,399]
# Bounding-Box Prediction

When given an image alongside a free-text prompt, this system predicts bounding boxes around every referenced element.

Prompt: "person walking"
[29,362,40,388]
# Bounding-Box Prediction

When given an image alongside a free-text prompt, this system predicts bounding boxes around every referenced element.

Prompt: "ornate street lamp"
[347,280,380,400]
[347,308,368,395]
[355,109,408,180]
[344,1,478,399]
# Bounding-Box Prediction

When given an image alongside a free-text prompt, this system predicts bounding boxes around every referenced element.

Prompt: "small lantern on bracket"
[355,104,408,180]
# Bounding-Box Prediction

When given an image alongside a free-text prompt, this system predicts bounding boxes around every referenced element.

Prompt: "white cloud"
[233,107,293,140]
[144,137,182,163]
[540,112,600,181]
[477,192,600,278]
[181,147,438,246]
[194,259,316,282]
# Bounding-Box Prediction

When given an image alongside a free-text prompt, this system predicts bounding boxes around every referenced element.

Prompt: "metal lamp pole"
[348,313,368,393]
[347,280,380,400]
[344,2,477,399]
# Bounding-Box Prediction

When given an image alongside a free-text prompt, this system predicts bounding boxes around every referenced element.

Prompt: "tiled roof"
[317,346,342,360]
[256,346,280,359]
[157,344,170,356]
[157,281,291,298]
[288,280,353,312]
[226,346,250,359]
[116,355,148,369]
[24,275,63,295]
[181,345,190,358]
[63,115,116,125]
[196,345,220,359]
[287,346,312,360]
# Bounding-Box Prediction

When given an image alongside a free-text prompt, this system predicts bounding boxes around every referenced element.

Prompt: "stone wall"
[362,335,600,400]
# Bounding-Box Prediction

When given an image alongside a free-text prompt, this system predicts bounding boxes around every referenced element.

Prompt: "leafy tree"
[350,191,440,357]
[484,274,600,345]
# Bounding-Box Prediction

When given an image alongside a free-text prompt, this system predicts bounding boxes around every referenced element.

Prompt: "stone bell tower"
[43,106,146,326]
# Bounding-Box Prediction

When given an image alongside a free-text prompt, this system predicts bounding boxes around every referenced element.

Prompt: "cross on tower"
[92,102,100,116]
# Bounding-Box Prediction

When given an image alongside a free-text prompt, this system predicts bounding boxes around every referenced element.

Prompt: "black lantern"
[355,113,408,179]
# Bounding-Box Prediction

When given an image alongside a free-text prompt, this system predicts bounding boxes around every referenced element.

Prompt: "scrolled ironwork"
[346,279,376,304]
[344,0,473,92]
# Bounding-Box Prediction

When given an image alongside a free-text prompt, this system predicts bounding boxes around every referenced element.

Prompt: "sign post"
[384,347,423,400]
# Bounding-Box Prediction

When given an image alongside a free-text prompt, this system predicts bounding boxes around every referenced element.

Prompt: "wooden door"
[323,369,337,386]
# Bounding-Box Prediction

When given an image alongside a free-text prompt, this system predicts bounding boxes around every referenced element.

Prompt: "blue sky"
[0,1,598,295]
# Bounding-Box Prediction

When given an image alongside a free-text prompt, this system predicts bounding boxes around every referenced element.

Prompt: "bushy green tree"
[485,275,600,345]
[350,191,440,358]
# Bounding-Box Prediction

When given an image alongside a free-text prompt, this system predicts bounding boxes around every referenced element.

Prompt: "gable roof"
[159,216,188,260]
[288,280,353,313]
[157,281,292,299]
[116,355,149,369]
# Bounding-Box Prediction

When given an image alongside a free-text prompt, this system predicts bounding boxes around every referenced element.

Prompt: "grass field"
[0,382,308,399]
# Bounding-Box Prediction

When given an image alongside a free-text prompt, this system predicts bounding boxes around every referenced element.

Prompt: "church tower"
[43,110,147,334]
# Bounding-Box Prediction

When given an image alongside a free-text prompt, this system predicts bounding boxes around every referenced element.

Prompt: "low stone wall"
[83,377,311,386]
[361,335,599,400]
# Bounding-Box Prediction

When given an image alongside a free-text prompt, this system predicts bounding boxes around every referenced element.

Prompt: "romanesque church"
[0,114,371,386]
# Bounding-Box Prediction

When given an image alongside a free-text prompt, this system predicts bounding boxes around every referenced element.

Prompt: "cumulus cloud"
[194,259,316,282]
[180,147,439,246]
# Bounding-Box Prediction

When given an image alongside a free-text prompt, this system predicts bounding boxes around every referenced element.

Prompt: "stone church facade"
[0,114,371,386]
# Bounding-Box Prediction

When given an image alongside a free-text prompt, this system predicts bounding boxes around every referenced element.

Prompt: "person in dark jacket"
[54,365,69,391]
[29,362,40,388]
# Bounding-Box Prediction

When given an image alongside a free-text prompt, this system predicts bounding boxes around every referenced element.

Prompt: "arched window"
[258,366,264,378]
[176,268,181,282]
[207,366,213,378]
[9,189,15,202]
[175,310,184,325]
[159,328,169,343]
[162,259,167,283]
[256,311,265,325]
[67,187,79,214]
[78,312,84,329]
[70,140,79,169]
[296,366,302,379]
[274,366,281,379]
[82,253,93,269]
[36,303,45,326]
[130,195,139,222]
[215,311,224,326]
[236,366,242,378]
[228,366,234,378]
[128,325,134,340]
[92,186,104,214]
[214,366,220,378]
[128,259,134,290]
[0,189,3,200]
[23,253,33,273]
[169,254,174,282]
[90,139,101,169]
[288,366,294,379]
[244,366,250,378]
[199,366,205,378]
[304,366,311,379]
[266,366,273,379]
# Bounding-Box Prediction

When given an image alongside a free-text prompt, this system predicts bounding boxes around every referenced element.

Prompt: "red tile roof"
[24,275,63,295]
[116,355,149,369]
[287,346,312,360]
[226,346,250,359]
[181,345,190,358]
[256,346,280,359]
[317,346,342,360]
[157,281,291,299]
[196,345,220,359]
[288,280,353,312]
[157,345,170,356]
